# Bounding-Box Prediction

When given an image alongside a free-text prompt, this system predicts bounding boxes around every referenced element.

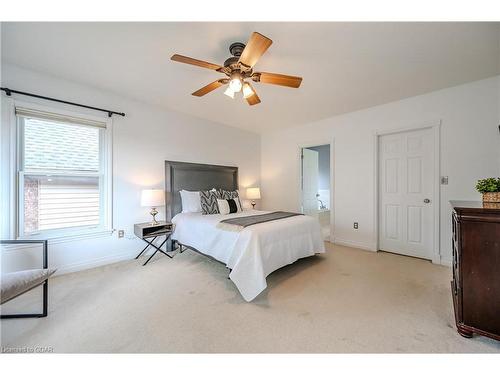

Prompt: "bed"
[165,161,325,301]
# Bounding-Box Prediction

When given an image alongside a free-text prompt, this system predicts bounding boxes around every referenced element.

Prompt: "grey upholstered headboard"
[164,161,238,220]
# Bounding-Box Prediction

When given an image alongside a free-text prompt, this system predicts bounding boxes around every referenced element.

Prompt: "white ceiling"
[2,22,499,133]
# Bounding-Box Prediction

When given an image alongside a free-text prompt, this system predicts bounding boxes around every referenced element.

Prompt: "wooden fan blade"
[257,72,303,88]
[238,32,273,69]
[171,54,223,71]
[191,80,227,97]
[245,83,261,106]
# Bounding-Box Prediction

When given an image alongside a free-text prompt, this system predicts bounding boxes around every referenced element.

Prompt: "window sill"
[15,229,114,245]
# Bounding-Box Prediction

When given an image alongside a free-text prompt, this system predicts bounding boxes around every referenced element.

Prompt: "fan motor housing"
[224,42,253,73]
[223,56,239,68]
[224,42,245,68]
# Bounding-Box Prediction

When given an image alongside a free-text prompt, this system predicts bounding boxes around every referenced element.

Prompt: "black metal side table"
[133,221,173,266]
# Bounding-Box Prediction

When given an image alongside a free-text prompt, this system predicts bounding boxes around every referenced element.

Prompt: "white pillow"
[217,199,230,215]
[180,190,202,213]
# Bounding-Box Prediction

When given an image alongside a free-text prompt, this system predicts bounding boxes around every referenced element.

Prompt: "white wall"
[1,64,260,273]
[261,76,500,264]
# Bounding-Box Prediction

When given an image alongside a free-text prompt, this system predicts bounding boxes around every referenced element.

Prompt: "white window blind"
[17,108,109,237]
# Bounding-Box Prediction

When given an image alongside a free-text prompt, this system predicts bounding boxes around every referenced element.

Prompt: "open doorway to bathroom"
[301,144,331,241]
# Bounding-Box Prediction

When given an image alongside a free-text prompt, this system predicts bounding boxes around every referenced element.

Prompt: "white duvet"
[171,210,325,301]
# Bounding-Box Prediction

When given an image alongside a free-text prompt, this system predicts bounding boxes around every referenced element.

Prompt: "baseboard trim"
[332,237,451,267]
[439,257,452,268]
[332,237,377,252]
[56,251,137,275]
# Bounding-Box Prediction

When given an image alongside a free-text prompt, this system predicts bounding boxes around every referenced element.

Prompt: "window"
[17,107,111,238]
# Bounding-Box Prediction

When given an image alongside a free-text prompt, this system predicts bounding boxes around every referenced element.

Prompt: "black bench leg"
[1,280,48,319]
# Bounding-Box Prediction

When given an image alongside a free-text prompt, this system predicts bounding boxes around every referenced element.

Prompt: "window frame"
[13,101,113,241]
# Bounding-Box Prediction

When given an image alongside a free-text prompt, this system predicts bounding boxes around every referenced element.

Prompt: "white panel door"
[378,128,434,259]
[302,148,319,217]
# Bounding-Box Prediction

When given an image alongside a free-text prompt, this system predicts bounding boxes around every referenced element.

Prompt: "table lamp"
[141,189,165,225]
[246,187,261,209]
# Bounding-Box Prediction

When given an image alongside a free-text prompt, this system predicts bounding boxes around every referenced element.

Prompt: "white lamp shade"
[224,86,235,99]
[141,189,165,207]
[246,187,261,200]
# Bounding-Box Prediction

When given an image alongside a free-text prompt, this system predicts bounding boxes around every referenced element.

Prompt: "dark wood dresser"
[451,201,500,341]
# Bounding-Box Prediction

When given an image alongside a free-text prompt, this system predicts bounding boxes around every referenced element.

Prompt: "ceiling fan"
[171,32,302,106]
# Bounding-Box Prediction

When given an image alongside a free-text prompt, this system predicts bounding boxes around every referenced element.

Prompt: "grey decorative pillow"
[221,190,242,211]
[200,190,220,215]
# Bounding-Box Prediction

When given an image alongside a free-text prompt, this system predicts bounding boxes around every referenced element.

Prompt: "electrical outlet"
[118,230,124,238]
[353,222,358,229]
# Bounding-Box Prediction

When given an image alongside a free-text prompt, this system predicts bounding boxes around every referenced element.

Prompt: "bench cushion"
[1,269,56,304]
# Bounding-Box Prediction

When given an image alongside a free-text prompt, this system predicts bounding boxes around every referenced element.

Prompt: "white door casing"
[301,148,319,218]
[378,127,435,260]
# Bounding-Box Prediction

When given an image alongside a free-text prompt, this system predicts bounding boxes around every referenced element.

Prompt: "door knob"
[424,198,431,203]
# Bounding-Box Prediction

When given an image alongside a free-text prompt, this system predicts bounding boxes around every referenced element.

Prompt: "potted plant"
[476,178,500,203]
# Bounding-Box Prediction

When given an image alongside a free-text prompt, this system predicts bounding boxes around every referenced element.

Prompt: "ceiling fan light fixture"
[229,72,243,92]
[242,82,255,98]
[229,78,242,93]
[224,86,235,99]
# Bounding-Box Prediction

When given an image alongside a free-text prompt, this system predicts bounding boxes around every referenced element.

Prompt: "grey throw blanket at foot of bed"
[217,211,303,231]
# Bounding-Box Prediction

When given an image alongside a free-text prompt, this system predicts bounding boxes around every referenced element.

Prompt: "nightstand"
[133,221,173,266]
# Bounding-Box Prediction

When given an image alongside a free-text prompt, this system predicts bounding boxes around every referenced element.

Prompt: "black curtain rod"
[1,87,125,118]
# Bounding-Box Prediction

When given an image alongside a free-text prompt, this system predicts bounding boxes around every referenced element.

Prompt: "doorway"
[301,144,331,240]
[377,127,437,260]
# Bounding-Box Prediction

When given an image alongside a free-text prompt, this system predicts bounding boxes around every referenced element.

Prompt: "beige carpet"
[1,243,499,353]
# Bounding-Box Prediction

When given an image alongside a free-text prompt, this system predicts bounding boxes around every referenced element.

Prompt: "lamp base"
[150,207,159,225]
[251,201,256,209]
